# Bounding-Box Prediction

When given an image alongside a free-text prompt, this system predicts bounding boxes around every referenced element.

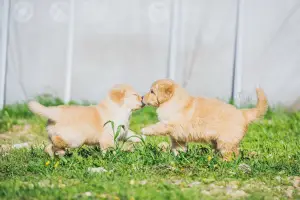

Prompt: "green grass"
[0,98,300,199]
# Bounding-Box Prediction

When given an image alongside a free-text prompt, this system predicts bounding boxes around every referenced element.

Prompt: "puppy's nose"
[141,96,146,107]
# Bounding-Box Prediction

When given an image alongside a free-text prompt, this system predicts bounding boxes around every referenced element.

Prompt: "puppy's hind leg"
[44,143,55,158]
[44,142,66,157]
[51,135,68,157]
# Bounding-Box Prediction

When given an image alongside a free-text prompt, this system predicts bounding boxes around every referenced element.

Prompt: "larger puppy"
[28,84,143,157]
[141,79,268,160]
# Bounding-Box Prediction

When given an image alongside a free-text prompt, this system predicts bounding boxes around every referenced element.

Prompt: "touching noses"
[141,96,145,107]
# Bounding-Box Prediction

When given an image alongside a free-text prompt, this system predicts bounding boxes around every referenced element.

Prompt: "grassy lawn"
[0,98,300,199]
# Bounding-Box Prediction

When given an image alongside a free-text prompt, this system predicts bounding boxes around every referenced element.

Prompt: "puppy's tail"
[28,101,61,122]
[242,88,268,124]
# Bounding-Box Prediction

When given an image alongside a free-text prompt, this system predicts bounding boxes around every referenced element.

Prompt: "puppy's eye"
[150,90,155,94]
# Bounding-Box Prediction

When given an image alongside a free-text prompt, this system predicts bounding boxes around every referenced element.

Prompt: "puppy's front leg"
[99,132,115,153]
[141,122,172,136]
[171,138,187,156]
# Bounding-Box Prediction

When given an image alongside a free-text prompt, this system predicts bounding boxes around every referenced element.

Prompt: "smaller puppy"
[141,79,268,161]
[28,84,143,157]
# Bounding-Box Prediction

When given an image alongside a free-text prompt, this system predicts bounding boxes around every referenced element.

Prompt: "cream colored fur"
[28,84,143,157]
[141,79,268,161]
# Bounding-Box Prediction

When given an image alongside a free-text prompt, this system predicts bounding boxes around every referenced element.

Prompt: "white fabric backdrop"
[1,0,300,106]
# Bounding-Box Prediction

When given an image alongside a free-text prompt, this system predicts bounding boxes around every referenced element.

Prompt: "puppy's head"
[142,79,175,107]
[109,84,143,110]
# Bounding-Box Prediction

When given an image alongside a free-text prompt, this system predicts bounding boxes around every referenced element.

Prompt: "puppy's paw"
[101,149,108,155]
[171,148,187,156]
[131,134,146,142]
[126,130,146,143]
[172,149,179,156]
[55,150,66,157]
[141,127,154,136]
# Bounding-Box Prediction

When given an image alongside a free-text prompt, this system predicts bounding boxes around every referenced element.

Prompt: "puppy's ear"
[110,88,125,105]
[157,82,174,104]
